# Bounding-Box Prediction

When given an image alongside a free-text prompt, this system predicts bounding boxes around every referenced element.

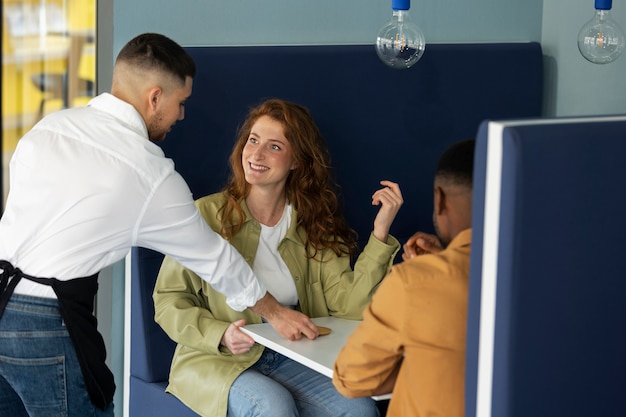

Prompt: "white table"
[242,316,391,400]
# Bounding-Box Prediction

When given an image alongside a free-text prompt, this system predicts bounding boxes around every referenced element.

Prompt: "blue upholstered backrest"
[466,116,626,417]
[130,43,544,384]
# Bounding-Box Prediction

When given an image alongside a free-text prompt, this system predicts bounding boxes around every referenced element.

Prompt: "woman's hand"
[371,180,404,243]
[401,231,443,261]
[221,319,256,355]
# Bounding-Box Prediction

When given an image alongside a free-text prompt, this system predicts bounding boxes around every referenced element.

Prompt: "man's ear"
[434,185,447,215]
[147,86,163,112]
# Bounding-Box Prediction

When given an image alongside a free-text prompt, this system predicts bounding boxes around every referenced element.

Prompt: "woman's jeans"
[0,294,113,417]
[227,348,379,417]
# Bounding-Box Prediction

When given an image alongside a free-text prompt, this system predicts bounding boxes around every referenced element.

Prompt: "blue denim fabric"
[227,349,378,417]
[0,294,113,417]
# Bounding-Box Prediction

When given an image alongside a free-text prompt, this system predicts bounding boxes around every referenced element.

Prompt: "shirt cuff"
[225,278,267,311]
[365,232,401,261]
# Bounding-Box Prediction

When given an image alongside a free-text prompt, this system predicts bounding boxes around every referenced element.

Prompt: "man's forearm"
[248,291,280,320]
[248,291,318,340]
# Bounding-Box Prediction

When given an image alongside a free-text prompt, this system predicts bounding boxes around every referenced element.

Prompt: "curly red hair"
[218,99,358,258]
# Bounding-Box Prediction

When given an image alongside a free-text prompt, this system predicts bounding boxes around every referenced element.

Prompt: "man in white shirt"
[0,33,318,416]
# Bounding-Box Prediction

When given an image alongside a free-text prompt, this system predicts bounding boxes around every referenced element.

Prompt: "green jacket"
[153,193,400,417]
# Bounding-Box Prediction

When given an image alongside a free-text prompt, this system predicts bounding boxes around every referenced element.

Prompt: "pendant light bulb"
[375,0,426,69]
[578,0,625,64]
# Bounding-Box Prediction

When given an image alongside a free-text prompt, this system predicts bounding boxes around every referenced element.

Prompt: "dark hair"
[435,139,475,187]
[219,99,358,258]
[115,33,196,85]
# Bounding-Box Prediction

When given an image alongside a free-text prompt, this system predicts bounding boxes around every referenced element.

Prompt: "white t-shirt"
[252,204,298,307]
[0,93,265,311]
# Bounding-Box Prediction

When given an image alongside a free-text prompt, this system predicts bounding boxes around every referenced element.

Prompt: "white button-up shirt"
[0,93,265,311]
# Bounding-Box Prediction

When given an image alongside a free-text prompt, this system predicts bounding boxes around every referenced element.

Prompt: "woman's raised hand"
[371,180,403,243]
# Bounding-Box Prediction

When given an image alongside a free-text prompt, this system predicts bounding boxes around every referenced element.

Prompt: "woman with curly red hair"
[153,98,403,417]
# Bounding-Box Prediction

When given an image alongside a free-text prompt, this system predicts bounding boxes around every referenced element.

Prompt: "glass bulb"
[375,4,425,69]
[577,0,625,64]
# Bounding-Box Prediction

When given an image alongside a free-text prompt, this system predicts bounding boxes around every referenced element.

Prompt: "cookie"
[318,326,332,336]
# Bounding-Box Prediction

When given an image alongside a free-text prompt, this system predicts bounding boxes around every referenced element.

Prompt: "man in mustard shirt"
[333,139,475,417]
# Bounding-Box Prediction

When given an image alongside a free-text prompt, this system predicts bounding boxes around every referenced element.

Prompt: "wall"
[112,0,542,47]
[542,0,626,116]
[109,0,626,118]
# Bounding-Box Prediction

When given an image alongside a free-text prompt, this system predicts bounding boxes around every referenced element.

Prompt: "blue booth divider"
[467,115,626,417]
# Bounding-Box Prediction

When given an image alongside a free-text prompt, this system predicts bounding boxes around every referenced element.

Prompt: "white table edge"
[241,317,392,401]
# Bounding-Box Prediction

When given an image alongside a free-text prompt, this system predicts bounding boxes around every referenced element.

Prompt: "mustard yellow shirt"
[333,229,471,417]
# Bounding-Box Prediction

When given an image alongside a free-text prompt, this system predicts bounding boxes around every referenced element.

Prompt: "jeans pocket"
[0,354,67,417]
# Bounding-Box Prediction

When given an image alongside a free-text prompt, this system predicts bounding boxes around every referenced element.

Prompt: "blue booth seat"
[129,43,544,416]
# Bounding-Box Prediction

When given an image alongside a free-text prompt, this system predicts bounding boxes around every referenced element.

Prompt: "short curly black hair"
[435,139,475,187]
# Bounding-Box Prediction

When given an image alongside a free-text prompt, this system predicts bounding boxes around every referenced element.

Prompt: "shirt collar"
[448,228,472,249]
[240,199,306,245]
[87,93,148,139]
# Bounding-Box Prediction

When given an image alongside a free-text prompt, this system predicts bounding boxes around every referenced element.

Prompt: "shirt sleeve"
[332,266,405,397]
[321,233,400,320]
[136,172,266,311]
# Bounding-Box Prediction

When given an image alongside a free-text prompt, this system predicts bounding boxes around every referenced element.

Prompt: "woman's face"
[241,115,296,192]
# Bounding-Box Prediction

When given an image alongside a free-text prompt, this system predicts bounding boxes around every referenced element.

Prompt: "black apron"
[0,260,115,410]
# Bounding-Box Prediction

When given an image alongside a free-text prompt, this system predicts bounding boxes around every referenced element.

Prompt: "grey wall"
[108,0,626,117]
[542,0,626,116]
[111,0,542,46]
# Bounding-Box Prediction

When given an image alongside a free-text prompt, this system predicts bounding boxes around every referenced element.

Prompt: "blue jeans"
[0,294,113,417]
[227,349,379,417]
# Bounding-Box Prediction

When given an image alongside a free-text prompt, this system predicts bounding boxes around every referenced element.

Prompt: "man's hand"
[221,319,255,355]
[402,231,443,261]
[249,292,319,340]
